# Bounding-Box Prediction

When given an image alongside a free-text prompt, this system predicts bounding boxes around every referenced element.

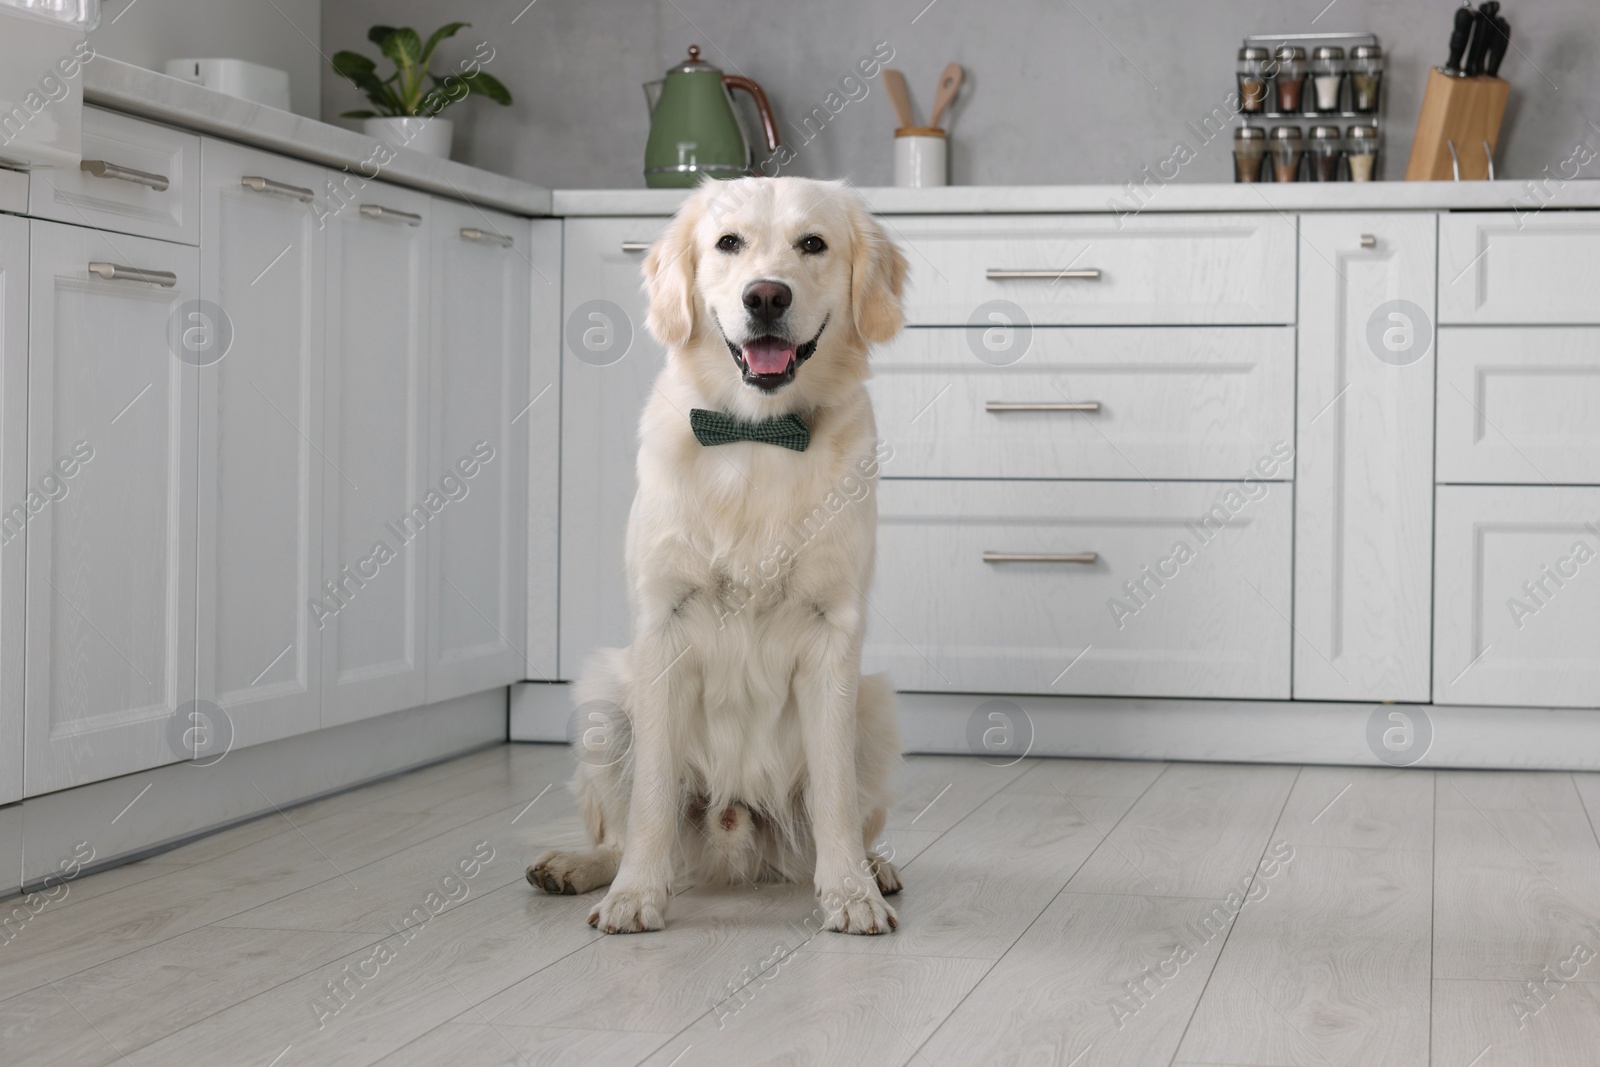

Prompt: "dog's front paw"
[587,884,667,934]
[818,882,898,935]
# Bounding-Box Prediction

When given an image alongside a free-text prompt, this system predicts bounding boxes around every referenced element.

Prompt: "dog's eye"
[716,234,743,253]
[799,234,827,255]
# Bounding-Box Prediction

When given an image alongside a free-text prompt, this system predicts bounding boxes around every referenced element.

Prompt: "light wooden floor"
[4,744,1599,1066]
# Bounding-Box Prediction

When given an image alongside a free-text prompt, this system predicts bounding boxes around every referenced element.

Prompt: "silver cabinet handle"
[621,241,651,253]
[460,227,514,248]
[359,203,422,226]
[986,268,1101,281]
[241,175,314,202]
[87,261,177,287]
[80,159,170,192]
[985,401,1101,413]
[983,552,1098,564]
[1360,234,1377,249]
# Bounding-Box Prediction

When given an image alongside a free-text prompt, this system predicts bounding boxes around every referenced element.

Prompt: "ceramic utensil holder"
[894,127,947,187]
[1405,67,1509,180]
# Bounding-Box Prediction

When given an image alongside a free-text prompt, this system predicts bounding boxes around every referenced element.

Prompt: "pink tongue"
[741,338,797,376]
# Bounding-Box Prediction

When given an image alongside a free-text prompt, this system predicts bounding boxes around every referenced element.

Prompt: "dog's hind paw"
[587,884,667,934]
[527,849,617,896]
[867,853,903,896]
[819,884,898,935]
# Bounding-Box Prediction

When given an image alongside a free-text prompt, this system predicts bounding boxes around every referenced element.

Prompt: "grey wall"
[322,0,1600,189]
[92,0,323,116]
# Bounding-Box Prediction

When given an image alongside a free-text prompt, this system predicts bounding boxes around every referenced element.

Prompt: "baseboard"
[5,687,508,893]
[512,680,1600,772]
[511,680,573,741]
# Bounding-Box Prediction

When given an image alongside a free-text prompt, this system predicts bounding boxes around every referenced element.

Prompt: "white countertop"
[79,58,1600,220]
[84,58,552,217]
[552,180,1600,216]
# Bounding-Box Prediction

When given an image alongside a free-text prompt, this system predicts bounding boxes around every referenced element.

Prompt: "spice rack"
[1234,31,1386,182]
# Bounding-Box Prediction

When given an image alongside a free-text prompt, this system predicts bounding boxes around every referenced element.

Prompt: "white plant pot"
[362,116,453,159]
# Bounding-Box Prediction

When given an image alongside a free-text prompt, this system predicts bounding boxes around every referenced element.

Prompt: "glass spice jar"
[1270,125,1303,182]
[1274,45,1307,113]
[1237,47,1271,113]
[1234,125,1267,182]
[1346,125,1379,181]
[1350,44,1383,113]
[1310,46,1345,113]
[1309,124,1343,181]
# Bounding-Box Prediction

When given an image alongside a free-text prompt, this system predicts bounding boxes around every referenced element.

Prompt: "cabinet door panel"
[0,216,25,804]
[195,138,325,749]
[321,181,431,726]
[25,221,199,794]
[425,200,532,702]
[558,216,667,679]
[1294,214,1436,702]
[1435,486,1600,708]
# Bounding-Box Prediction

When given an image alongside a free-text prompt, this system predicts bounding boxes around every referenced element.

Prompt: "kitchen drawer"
[1434,486,1600,708]
[890,213,1296,326]
[863,479,1292,698]
[1440,213,1600,324]
[870,326,1295,480]
[1437,327,1600,484]
[27,108,199,245]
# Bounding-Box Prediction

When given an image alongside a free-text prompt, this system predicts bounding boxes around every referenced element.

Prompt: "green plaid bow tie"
[689,409,811,452]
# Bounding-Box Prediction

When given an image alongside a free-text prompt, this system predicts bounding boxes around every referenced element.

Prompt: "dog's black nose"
[742,280,792,321]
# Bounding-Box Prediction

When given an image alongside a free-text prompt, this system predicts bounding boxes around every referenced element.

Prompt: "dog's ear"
[849,204,909,346]
[643,196,705,349]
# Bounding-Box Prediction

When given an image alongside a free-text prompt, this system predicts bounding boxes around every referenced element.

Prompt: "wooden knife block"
[1405,67,1509,180]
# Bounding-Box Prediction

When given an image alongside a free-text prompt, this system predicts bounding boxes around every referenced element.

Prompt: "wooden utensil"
[929,62,963,129]
[882,69,915,128]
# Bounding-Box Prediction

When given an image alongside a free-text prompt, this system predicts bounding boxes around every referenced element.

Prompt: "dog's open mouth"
[725,319,826,392]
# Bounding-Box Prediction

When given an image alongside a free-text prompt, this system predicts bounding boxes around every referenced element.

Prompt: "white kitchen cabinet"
[1439,213,1600,325]
[871,326,1296,481]
[423,199,532,702]
[27,107,200,245]
[320,180,432,726]
[24,220,199,795]
[525,219,562,684]
[195,139,326,751]
[1434,486,1600,708]
[889,213,1297,326]
[1294,213,1437,703]
[865,479,1293,698]
[0,215,26,805]
[1436,326,1600,485]
[558,216,667,679]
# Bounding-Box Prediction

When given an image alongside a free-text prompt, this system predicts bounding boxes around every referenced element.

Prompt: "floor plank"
[1064,763,1299,899]
[1432,979,1600,1066]
[0,926,373,1064]
[123,883,602,1066]
[916,892,1238,1067]
[810,789,1108,959]
[1274,766,1435,851]
[372,1021,671,1067]
[1177,845,1433,1067]
[639,952,992,1067]
[884,755,1031,833]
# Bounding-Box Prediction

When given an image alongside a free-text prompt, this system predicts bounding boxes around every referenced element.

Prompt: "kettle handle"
[722,75,781,154]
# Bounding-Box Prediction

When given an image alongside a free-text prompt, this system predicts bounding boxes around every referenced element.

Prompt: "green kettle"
[644,45,780,188]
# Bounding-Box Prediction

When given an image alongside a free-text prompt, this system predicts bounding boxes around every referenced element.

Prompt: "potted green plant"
[332,23,512,160]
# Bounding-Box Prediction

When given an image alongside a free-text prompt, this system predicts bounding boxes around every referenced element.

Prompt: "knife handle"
[1446,6,1473,75]
[1465,10,1493,76]
[1484,16,1511,78]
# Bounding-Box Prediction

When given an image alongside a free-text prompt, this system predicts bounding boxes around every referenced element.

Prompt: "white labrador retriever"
[529,177,909,935]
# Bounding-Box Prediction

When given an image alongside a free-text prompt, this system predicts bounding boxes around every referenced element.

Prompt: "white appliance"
[163,58,291,112]
[0,5,92,169]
